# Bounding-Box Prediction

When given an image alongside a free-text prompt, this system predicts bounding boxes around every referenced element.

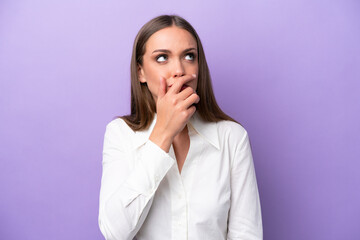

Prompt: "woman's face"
[138,26,199,102]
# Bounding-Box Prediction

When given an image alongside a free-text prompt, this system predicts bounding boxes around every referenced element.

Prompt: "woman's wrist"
[149,126,173,153]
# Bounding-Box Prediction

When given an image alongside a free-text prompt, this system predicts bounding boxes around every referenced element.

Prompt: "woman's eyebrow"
[152,47,197,54]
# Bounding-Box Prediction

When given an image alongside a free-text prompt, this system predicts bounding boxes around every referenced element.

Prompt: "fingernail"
[192,74,196,78]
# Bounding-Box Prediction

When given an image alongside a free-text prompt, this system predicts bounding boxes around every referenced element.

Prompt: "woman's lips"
[180,84,189,91]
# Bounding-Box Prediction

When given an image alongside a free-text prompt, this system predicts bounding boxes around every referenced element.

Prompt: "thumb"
[158,76,166,99]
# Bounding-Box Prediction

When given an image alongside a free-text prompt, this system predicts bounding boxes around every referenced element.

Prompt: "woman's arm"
[98,120,175,240]
[227,131,263,240]
[98,74,199,239]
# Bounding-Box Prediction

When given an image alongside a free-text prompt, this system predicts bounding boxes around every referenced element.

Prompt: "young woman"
[98,14,263,240]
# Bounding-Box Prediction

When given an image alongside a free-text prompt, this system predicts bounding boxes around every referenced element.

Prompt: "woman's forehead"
[146,26,197,52]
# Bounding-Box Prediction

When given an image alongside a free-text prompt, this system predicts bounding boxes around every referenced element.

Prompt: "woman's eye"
[156,53,195,63]
[185,53,195,61]
[156,55,167,63]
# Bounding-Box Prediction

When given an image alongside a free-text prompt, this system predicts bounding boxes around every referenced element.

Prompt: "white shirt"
[98,111,263,240]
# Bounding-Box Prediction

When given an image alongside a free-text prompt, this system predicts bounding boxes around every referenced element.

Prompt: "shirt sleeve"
[98,120,176,240]
[227,131,263,240]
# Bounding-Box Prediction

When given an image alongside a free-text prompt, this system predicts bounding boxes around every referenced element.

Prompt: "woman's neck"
[173,125,189,144]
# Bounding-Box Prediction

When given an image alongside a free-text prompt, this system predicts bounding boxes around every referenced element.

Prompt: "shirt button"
[155,174,160,182]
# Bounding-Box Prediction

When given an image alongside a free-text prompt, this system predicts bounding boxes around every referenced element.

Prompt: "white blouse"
[98,111,263,240]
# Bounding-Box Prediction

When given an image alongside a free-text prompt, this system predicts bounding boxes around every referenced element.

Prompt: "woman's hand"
[149,74,200,152]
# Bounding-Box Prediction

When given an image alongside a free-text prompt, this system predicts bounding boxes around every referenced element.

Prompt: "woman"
[98,14,263,240]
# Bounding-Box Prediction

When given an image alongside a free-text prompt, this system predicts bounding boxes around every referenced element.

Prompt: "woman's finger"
[167,74,196,94]
[157,76,167,99]
[177,85,196,100]
[181,93,200,109]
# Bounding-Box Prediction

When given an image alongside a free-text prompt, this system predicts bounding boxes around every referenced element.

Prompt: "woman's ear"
[137,64,146,83]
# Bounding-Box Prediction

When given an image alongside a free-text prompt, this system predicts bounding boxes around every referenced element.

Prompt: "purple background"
[1,0,359,239]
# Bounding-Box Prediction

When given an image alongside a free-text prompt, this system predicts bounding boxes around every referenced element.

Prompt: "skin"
[137,26,200,172]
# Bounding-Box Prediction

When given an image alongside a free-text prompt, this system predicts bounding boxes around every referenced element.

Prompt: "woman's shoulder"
[105,117,135,135]
[216,119,249,145]
[103,117,137,150]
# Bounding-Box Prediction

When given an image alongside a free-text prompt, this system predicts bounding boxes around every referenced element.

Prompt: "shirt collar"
[133,111,220,150]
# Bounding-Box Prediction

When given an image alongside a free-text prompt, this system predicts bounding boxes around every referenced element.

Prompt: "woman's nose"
[172,59,185,78]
